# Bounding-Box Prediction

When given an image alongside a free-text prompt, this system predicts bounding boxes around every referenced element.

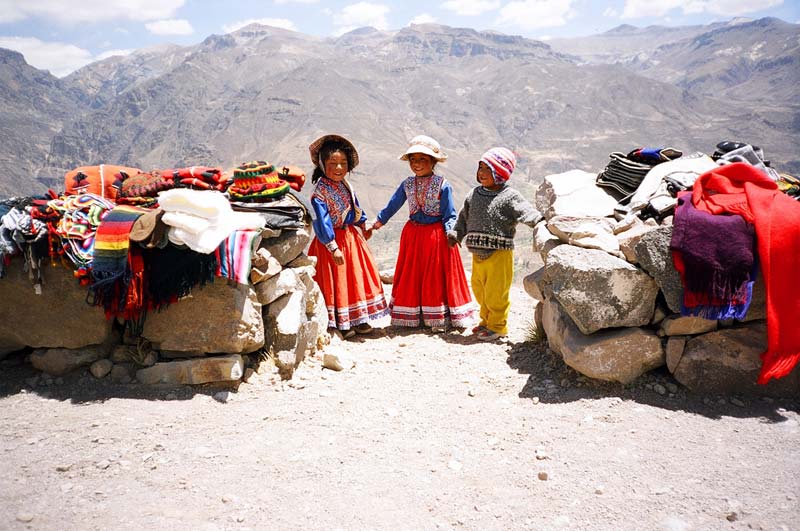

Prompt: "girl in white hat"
[307,134,389,339]
[369,135,476,332]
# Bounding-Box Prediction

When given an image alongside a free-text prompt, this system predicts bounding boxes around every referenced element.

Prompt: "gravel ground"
[1,287,798,531]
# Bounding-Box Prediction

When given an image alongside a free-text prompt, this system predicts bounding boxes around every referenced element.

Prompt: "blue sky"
[0,0,797,76]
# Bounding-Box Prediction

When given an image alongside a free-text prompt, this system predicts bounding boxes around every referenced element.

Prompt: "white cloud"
[145,19,194,36]
[0,0,26,23]
[495,0,577,30]
[222,18,298,33]
[621,0,782,18]
[410,13,437,24]
[603,7,619,17]
[441,0,501,16]
[96,49,135,61]
[0,0,185,24]
[332,2,390,35]
[274,0,319,3]
[0,36,93,77]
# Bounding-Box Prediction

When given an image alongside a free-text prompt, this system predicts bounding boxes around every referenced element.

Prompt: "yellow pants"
[471,250,513,335]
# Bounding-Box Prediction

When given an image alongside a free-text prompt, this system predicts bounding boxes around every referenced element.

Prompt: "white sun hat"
[399,135,448,162]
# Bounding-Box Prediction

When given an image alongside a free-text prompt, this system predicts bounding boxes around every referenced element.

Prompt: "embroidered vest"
[403,174,444,217]
[312,177,362,229]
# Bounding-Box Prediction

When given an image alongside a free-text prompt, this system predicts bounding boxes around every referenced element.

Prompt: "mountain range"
[0,16,798,219]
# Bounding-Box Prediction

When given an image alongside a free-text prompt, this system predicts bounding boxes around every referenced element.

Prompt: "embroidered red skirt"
[309,225,389,331]
[390,221,476,328]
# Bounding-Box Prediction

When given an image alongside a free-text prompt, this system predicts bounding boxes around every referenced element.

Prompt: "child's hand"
[363,226,373,241]
[332,249,345,266]
[447,233,459,248]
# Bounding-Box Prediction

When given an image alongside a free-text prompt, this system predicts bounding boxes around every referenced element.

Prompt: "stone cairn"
[0,224,329,385]
[525,170,799,398]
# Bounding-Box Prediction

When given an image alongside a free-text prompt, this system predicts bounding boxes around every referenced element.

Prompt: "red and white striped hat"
[480,147,516,183]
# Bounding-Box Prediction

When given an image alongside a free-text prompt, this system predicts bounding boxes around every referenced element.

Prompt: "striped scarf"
[216,229,262,285]
[88,205,148,320]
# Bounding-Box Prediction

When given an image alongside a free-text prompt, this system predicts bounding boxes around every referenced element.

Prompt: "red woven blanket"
[692,163,800,383]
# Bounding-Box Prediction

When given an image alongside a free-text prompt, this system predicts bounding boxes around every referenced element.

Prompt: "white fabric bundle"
[158,189,266,254]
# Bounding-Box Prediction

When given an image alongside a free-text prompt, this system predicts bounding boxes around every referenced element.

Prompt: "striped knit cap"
[480,147,516,184]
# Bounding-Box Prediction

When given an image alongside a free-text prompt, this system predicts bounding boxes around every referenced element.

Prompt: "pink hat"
[480,147,516,183]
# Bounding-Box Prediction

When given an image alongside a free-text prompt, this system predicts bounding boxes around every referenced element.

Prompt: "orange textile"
[64,164,141,201]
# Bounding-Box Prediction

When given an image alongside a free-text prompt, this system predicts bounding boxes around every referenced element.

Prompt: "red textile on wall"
[692,162,800,383]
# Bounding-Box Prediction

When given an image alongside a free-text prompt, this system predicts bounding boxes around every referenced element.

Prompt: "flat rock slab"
[136,354,244,385]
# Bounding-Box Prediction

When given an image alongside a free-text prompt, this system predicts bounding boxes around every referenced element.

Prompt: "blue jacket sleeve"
[376,182,407,225]
[440,181,457,233]
[311,196,336,245]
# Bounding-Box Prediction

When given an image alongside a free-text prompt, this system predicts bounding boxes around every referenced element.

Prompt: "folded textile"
[597,149,676,199]
[161,211,212,234]
[629,152,717,213]
[215,229,263,285]
[114,170,176,199]
[670,192,755,320]
[692,163,800,384]
[716,144,780,181]
[160,166,228,191]
[166,209,265,254]
[229,191,310,229]
[47,194,117,279]
[158,189,232,220]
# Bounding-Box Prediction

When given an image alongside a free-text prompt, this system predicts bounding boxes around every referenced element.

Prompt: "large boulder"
[0,261,112,357]
[144,281,264,354]
[542,299,664,384]
[532,222,562,262]
[633,226,684,313]
[542,245,659,334]
[255,266,306,306]
[29,346,106,376]
[671,321,800,397]
[260,227,311,266]
[523,266,545,301]
[535,169,618,220]
[547,216,622,257]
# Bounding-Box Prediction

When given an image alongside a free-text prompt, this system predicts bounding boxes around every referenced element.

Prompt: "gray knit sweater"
[449,184,543,258]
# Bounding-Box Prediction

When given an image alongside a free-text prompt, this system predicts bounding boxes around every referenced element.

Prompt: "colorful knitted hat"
[228,160,290,201]
[480,147,516,184]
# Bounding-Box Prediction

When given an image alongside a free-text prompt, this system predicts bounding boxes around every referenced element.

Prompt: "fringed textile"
[670,192,756,320]
[691,163,800,384]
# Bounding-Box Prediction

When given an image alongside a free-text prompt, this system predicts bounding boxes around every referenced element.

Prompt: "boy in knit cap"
[448,147,543,341]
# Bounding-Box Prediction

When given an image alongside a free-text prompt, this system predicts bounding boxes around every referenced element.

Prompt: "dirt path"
[1,287,798,531]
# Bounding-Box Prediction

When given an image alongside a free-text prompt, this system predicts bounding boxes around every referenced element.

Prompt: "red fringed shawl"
[692,163,800,383]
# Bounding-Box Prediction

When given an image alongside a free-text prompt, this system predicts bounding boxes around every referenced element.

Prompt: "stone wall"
[525,170,799,398]
[0,224,328,385]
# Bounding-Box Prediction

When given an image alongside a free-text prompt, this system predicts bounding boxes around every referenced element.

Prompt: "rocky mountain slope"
[0,49,83,196]
[549,17,799,106]
[0,19,797,209]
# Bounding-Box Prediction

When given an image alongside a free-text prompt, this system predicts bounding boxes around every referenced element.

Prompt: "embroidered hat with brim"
[399,135,447,162]
[309,134,359,170]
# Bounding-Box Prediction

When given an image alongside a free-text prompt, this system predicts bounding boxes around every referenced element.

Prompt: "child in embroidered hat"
[307,134,389,339]
[448,147,543,341]
[369,135,476,332]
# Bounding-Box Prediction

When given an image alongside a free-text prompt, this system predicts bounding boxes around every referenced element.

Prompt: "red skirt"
[390,221,476,328]
[308,225,389,331]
